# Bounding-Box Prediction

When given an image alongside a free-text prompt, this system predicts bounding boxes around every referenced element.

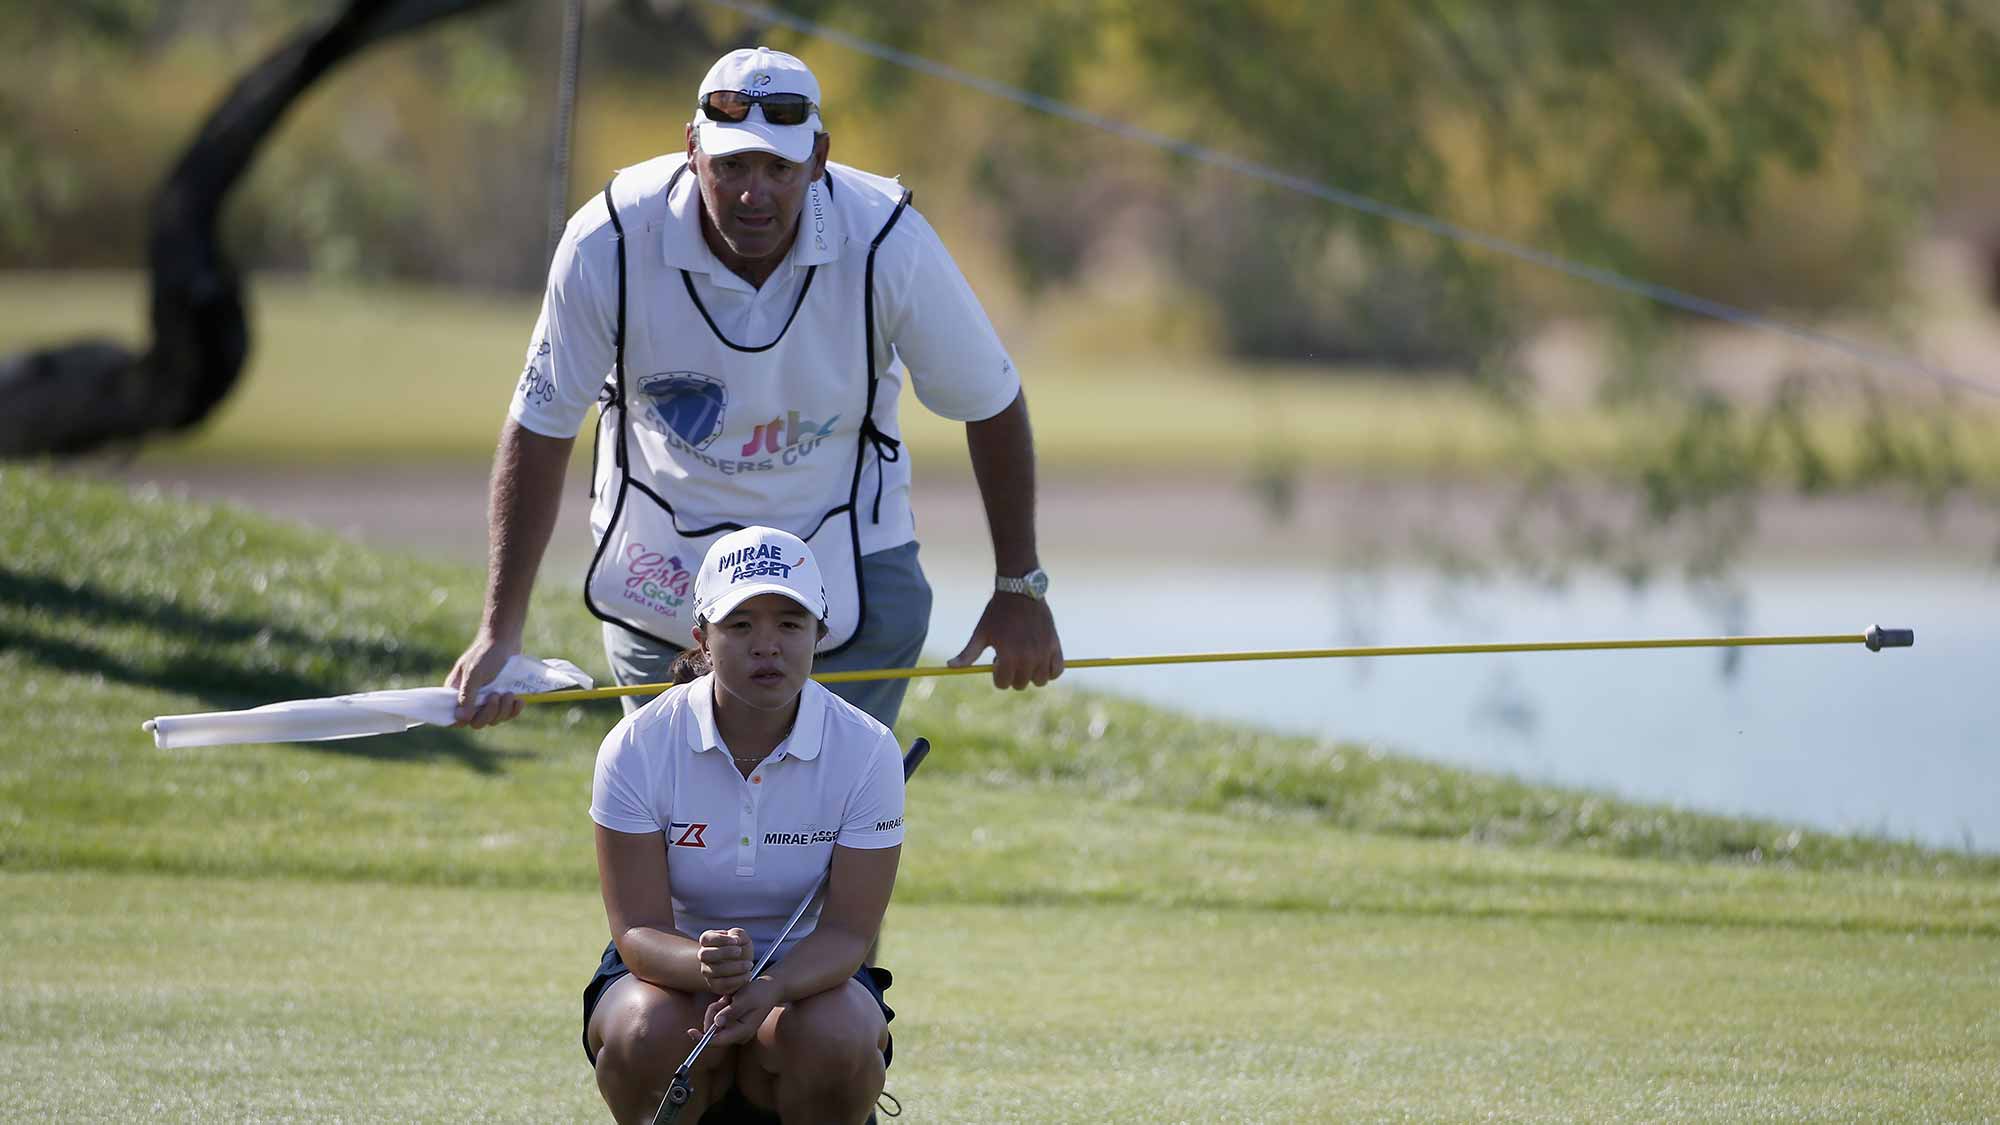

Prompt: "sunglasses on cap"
[699,90,818,127]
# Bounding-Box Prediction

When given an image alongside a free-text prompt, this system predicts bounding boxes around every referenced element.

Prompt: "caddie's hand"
[948,592,1064,690]
[694,976,781,1047]
[448,633,524,729]
[697,927,756,995]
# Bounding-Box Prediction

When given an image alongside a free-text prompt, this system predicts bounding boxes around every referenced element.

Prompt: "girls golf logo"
[622,544,692,616]
[639,371,726,451]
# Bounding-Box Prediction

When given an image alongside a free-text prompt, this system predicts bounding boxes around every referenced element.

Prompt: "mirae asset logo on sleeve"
[755,820,902,845]
[763,826,840,846]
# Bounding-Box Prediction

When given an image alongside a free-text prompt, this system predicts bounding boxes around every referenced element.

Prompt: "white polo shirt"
[510,160,1021,558]
[590,675,905,963]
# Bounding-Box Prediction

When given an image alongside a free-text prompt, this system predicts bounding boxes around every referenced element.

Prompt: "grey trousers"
[602,540,933,729]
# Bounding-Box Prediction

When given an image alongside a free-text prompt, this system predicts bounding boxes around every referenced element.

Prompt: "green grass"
[2,270,1545,474]
[20,269,1998,488]
[4,468,1998,1121]
[11,270,2000,488]
[7,872,1995,1123]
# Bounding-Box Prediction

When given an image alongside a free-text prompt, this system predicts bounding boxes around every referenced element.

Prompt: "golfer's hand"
[448,633,523,728]
[697,928,756,995]
[949,593,1064,690]
[696,976,781,1047]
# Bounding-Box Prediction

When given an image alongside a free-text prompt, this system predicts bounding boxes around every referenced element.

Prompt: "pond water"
[919,550,1999,852]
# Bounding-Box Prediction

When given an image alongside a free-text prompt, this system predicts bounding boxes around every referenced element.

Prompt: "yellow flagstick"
[516,625,1913,706]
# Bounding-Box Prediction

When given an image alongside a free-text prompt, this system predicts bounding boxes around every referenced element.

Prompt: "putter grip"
[902,737,930,779]
[1864,625,1914,651]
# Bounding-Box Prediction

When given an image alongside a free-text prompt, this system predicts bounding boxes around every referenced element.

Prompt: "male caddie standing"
[450,46,1061,730]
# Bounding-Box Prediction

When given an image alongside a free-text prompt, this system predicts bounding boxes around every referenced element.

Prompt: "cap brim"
[699,583,824,624]
[695,117,818,163]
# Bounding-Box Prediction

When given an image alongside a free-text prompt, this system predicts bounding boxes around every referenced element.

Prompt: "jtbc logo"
[741,411,838,457]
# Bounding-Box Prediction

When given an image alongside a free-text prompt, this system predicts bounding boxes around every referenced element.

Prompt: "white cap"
[694,526,828,625]
[693,46,823,163]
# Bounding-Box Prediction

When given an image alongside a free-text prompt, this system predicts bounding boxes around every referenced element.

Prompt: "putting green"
[4,870,1994,1122]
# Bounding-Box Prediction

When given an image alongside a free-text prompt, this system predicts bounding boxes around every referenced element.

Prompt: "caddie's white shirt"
[590,675,905,964]
[510,162,1021,557]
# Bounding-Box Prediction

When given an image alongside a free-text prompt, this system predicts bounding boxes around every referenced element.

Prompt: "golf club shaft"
[522,628,1912,706]
[669,864,828,1082]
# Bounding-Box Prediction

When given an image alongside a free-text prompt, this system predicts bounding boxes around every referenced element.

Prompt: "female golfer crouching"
[583,527,903,1124]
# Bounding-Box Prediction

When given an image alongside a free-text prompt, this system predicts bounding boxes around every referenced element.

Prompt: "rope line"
[700,0,2000,400]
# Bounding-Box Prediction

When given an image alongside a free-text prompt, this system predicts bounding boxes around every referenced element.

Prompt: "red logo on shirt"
[670,822,708,848]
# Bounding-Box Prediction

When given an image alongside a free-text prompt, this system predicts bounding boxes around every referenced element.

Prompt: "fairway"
[14,272,1997,486]
[0,271,1548,475]
[4,471,1998,1121]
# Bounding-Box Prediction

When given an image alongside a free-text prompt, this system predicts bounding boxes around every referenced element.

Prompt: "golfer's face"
[704,594,816,711]
[694,147,818,263]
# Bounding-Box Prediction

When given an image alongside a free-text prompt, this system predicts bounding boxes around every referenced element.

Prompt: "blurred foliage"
[770,0,2000,364]
[0,0,558,285]
[5,0,2000,565]
[5,1,1998,341]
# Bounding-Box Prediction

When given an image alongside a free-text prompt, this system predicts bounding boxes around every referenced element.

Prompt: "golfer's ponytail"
[669,647,710,685]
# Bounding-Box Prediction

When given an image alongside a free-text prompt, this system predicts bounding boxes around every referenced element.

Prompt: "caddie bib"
[583,158,912,655]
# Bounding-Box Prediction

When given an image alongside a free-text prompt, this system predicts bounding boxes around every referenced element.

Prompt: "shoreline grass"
[6,468,1992,885]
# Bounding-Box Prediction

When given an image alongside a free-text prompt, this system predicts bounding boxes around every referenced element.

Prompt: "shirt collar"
[686,673,825,763]
[661,164,844,287]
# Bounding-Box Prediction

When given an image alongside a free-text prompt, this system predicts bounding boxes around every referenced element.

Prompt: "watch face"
[1026,569,1049,598]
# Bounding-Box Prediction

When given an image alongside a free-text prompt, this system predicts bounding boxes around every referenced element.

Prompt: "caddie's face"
[685,129,831,264]
[696,593,818,713]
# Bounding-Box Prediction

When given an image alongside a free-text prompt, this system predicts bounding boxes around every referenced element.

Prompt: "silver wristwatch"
[995,567,1050,600]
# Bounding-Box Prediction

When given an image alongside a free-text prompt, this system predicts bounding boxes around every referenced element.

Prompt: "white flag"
[143,656,594,749]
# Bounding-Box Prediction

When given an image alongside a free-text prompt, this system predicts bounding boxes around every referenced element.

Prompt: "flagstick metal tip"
[1864,625,1915,651]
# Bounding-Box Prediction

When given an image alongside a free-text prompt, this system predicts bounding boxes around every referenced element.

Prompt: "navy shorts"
[582,939,895,1070]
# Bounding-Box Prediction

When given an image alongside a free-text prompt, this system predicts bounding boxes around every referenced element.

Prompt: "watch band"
[995,568,1049,600]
